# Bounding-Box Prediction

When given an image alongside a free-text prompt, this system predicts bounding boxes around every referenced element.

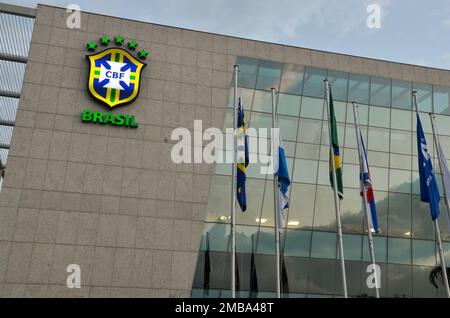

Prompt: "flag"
[281,257,289,296]
[358,130,380,233]
[417,114,440,221]
[249,235,258,298]
[437,140,450,229]
[276,135,291,229]
[328,87,344,200]
[203,232,210,297]
[236,98,249,212]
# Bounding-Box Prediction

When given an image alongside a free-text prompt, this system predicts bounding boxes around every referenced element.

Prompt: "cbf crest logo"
[85,36,148,108]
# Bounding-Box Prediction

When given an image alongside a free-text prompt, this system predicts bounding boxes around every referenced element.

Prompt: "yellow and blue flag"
[329,87,344,200]
[237,98,249,212]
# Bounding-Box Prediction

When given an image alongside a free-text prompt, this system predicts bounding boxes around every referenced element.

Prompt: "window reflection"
[314,186,335,231]
[412,240,436,266]
[303,67,327,98]
[388,238,412,264]
[308,259,336,294]
[280,64,304,95]
[369,106,390,128]
[301,96,324,119]
[370,76,391,107]
[392,80,412,110]
[434,86,450,115]
[327,70,349,102]
[289,183,315,229]
[387,264,412,297]
[348,73,369,105]
[277,93,301,116]
[256,60,282,91]
[413,83,432,113]
[236,56,259,88]
[388,193,412,237]
[252,90,272,113]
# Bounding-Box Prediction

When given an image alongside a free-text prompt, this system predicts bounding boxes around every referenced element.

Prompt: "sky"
[5,0,450,70]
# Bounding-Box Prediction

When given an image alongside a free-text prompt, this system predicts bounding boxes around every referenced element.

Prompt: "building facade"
[1,3,450,298]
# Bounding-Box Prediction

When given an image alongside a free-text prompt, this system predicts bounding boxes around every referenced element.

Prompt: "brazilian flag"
[329,87,344,200]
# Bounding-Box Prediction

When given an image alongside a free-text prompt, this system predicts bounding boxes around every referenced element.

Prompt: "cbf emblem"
[85,37,148,108]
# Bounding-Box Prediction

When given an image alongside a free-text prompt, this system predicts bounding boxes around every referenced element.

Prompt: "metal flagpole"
[413,91,450,298]
[429,112,450,298]
[231,65,238,298]
[324,80,348,298]
[352,102,380,298]
[271,88,281,298]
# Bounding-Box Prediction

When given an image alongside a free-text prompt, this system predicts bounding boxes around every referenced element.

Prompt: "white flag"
[438,140,450,231]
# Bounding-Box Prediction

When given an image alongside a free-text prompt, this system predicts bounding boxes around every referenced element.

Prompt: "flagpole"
[324,80,348,298]
[231,65,238,298]
[352,102,380,298]
[429,112,450,298]
[271,87,281,298]
[413,91,450,298]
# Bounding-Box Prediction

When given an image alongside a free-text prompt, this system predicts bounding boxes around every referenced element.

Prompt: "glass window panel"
[390,130,412,155]
[343,164,360,189]
[323,100,346,123]
[343,148,359,165]
[311,231,336,259]
[388,238,412,264]
[412,266,438,298]
[300,96,324,119]
[370,76,391,107]
[412,240,436,266]
[413,114,433,135]
[255,227,276,255]
[368,127,390,152]
[340,189,364,234]
[439,200,450,242]
[387,264,412,297]
[277,94,301,116]
[370,167,389,191]
[227,88,254,109]
[412,195,435,240]
[236,56,259,88]
[307,259,336,294]
[296,143,320,160]
[289,183,315,229]
[285,257,309,293]
[388,193,412,237]
[363,236,387,262]
[391,109,412,131]
[206,176,231,222]
[348,73,369,105]
[298,118,322,144]
[200,224,230,252]
[434,86,450,115]
[317,161,330,186]
[368,151,389,168]
[360,262,387,297]
[335,261,361,296]
[392,80,412,110]
[280,64,304,95]
[283,141,296,157]
[249,112,272,130]
[369,106,390,128]
[413,83,432,113]
[389,169,411,194]
[390,154,412,170]
[313,186,335,231]
[435,115,450,136]
[256,60,282,91]
[327,70,349,102]
[278,116,299,141]
[252,90,272,113]
[339,234,362,261]
[293,159,318,184]
[321,122,345,147]
[303,67,327,98]
[236,179,266,226]
[284,230,311,257]
[0,60,26,94]
[346,103,369,125]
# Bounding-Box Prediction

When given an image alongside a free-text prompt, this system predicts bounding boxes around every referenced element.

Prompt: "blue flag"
[236,98,249,212]
[276,135,291,228]
[416,114,440,221]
